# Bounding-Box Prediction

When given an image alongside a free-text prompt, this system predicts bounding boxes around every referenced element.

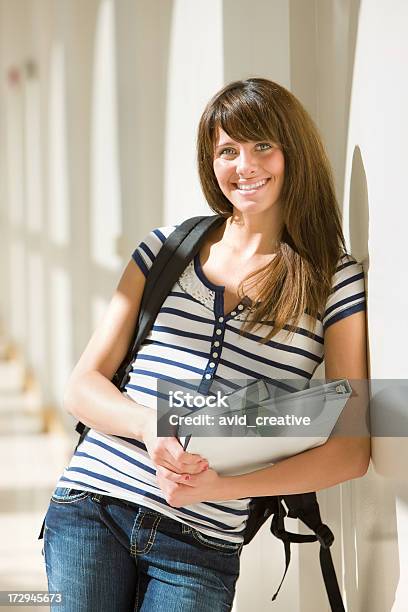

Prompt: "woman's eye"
[256,143,272,151]
[217,143,273,157]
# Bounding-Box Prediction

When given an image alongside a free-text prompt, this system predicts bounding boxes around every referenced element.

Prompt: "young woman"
[41,78,369,611]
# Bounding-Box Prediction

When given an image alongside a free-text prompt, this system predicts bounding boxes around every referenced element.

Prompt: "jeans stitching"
[130,513,141,557]
[42,523,52,583]
[190,529,243,555]
[135,514,161,555]
[91,494,103,503]
[51,491,92,504]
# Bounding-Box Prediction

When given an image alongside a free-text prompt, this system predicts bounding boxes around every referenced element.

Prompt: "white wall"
[342,1,408,610]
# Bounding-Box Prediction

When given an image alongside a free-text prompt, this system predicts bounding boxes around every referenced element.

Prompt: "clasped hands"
[142,418,220,507]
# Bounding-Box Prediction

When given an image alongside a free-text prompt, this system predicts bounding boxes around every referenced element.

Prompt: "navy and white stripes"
[56,225,366,542]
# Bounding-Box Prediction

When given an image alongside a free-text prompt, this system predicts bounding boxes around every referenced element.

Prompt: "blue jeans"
[42,487,243,612]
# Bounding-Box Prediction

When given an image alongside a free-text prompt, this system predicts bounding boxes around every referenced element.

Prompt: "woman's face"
[212,127,285,215]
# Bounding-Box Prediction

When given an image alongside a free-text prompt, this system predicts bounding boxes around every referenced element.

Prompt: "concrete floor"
[0,430,73,611]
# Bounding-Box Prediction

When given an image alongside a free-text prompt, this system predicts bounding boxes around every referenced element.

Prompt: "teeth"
[237,179,267,190]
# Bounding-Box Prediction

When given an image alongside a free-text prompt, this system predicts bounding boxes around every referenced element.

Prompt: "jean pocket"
[190,528,243,555]
[51,486,92,504]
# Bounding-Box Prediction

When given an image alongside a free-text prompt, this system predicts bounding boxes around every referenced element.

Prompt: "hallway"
[0,332,73,610]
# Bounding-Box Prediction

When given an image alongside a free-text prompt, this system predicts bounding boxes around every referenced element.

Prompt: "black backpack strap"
[242,496,278,545]
[116,214,225,390]
[75,215,224,443]
[139,215,217,313]
[280,493,345,612]
[269,497,292,601]
[320,547,345,612]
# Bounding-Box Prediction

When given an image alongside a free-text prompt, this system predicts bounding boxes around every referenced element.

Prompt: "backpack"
[58,215,346,610]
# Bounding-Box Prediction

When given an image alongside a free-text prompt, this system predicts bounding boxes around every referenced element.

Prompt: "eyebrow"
[215,141,238,150]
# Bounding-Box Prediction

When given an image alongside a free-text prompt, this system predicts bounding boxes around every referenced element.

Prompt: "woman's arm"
[157,309,371,506]
[64,258,208,475]
[64,259,151,440]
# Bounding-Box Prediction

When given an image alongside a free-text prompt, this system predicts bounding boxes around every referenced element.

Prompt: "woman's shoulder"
[145,224,178,244]
[336,251,360,265]
[322,252,366,330]
[131,225,177,277]
[332,251,364,284]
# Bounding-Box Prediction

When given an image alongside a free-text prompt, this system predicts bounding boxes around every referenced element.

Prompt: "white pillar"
[163,0,224,225]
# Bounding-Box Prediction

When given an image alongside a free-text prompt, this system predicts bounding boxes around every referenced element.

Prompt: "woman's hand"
[141,410,209,476]
[156,465,222,507]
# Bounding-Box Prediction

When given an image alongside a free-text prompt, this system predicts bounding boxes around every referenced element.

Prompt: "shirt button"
[230,311,236,317]
[205,373,212,380]
[209,362,215,368]
[218,316,224,323]
[215,329,222,335]
[212,352,218,358]
[214,341,220,347]
[238,304,244,311]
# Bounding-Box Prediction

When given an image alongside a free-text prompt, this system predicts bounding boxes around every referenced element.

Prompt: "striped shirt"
[56,224,366,542]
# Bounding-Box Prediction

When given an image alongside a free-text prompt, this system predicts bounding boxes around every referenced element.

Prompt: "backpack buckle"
[315,523,334,548]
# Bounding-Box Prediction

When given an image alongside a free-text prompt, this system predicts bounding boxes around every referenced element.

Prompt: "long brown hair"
[197,78,347,343]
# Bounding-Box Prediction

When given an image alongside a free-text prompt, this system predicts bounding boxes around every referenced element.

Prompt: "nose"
[235,150,257,177]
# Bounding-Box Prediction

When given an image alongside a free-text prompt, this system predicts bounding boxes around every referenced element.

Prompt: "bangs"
[209,88,281,148]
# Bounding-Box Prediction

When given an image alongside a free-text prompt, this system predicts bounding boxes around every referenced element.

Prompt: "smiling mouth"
[235,178,269,191]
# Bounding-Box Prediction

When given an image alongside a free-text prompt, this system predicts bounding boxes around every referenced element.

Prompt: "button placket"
[199,326,225,393]
[197,285,249,395]
[198,292,227,394]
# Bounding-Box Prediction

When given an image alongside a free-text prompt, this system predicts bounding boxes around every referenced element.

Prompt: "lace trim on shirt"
[177,259,249,320]
[177,260,215,311]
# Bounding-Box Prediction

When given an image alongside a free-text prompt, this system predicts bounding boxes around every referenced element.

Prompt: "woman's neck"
[220,210,283,259]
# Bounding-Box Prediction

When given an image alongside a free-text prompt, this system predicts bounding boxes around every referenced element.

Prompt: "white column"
[163,0,224,225]
[114,0,173,251]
